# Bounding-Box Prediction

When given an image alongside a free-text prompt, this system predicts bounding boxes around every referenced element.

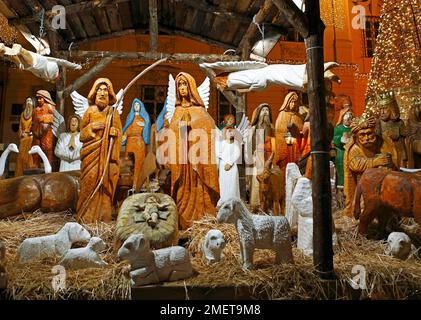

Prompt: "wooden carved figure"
[375,92,408,168]
[15,97,35,177]
[406,103,421,168]
[75,78,123,223]
[122,99,151,193]
[248,103,277,211]
[54,114,83,172]
[333,111,353,187]
[164,73,220,229]
[275,91,304,168]
[31,90,55,168]
[354,169,421,237]
[343,116,398,217]
[0,43,81,83]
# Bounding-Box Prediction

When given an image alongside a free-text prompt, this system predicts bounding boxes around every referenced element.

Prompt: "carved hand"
[224,164,232,171]
[91,121,105,131]
[110,127,119,137]
[374,154,390,167]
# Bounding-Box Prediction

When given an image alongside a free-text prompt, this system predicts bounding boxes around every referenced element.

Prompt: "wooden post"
[304,0,334,279]
[149,0,158,53]
[272,0,334,279]
[56,66,66,116]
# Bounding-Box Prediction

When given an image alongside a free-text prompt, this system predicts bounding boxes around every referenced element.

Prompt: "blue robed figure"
[122,98,151,192]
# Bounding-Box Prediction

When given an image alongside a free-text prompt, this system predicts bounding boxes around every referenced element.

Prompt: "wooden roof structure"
[1,0,299,59]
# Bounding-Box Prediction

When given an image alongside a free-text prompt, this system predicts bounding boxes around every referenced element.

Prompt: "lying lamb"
[17,222,91,264]
[59,237,108,270]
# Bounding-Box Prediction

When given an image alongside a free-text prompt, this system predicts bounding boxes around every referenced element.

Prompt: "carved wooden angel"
[0,43,81,83]
[199,61,340,92]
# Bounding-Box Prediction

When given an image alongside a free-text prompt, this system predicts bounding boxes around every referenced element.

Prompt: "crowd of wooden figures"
[0,60,420,288]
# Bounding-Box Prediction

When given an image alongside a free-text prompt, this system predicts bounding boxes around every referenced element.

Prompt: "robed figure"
[76,78,123,223]
[15,97,35,176]
[165,72,220,229]
[122,99,151,193]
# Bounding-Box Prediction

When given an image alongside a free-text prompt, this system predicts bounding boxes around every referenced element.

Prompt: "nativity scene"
[0,0,420,302]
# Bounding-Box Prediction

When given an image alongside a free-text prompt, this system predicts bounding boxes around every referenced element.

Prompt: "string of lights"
[365,0,421,120]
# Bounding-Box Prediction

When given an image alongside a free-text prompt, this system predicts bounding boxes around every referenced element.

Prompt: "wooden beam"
[148,0,158,52]
[62,57,114,99]
[271,0,309,38]
[23,0,67,50]
[304,0,334,280]
[72,29,137,47]
[158,26,233,49]
[8,0,131,26]
[180,0,251,24]
[60,50,241,63]
[202,67,239,108]
[237,0,274,58]
[56,66,67,115]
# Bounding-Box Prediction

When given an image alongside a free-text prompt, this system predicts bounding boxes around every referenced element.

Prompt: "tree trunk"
[305,0,335,279]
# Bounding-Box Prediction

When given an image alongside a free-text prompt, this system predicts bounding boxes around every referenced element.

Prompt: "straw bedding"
[0,210,420,300]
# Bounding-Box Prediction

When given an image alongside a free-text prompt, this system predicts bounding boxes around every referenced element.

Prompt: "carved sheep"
[217,197,293,270]
[17,222,91,264]
[118,234,193,286]
[201,229,226,264]
[385,232,414,260]
[0,241,6,289]
[59,237,108,270]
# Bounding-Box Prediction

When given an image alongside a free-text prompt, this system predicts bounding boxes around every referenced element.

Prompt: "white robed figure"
[53,113,83,172]
[218,128,242,202]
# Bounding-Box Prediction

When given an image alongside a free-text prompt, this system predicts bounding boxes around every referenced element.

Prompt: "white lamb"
[118,234,193,287]
[59,237,108,270]
[17,222,91,264]
[201,229,226,264]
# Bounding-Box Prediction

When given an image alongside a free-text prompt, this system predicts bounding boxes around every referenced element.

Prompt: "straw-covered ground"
[0,210,420,300]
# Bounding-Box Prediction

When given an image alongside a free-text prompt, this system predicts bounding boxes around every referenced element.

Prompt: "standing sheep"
[217,197,293,270]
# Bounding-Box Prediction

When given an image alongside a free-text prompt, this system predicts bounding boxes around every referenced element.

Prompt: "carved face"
[205,230,226,251]
[226,128,236,140]
[380,106,391,121]
[343,113,353,127]
[24,98,33,120]
[37,96,45,107]
[226,116,235,126]
[95,84,110,109]
[134,102,141,113]
[69,117,79,133]
[357,127,377,149]
[178,79,189,98]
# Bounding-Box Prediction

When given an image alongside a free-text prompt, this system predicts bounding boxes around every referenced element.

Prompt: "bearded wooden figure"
[76,78,123,223]
[343,116,398,217]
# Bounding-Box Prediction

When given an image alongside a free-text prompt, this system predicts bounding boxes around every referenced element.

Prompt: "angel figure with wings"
[122,98,151,193]
[70,78,124,223]
[164,72,220,230]
[0,43,81,83]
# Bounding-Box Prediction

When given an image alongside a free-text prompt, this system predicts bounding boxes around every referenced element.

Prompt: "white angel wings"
[164,74,210,124]
[70,88,124,119]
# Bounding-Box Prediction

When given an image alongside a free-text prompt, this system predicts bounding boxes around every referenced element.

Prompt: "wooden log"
[303,0,334,279]
[56,66,67,116]
[62,56,114,99]
[148,0,158,53]
[271,0,309,38]
[8,0,131,26]
[60,50,241,63]
[237,0,274,58]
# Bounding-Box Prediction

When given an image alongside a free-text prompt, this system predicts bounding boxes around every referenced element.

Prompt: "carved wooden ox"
[0,171,80,219]
[256,153,285,215]
[354,168,421,236]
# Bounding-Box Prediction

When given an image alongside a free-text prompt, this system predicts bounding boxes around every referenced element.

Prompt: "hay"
[181,215,421,300]
[1,212,421,299]
[0,211,131,300]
